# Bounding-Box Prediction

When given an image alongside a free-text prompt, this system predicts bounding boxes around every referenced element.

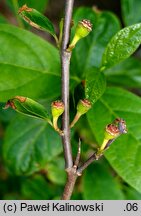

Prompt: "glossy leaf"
[87,87,141,193]
[6,0,48,13]
[46,157,66,185]
[71,8,121,78]
[121,0,141,26]
[0,24,60,101]
[105,57,141,88]
[5,96,49,121]
[3,116,62,175]
[19,5,56,39]
[85,68,106,104]
[82,163,125,199]
[102,23,141,70]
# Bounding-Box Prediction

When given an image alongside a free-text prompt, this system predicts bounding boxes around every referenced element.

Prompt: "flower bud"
[75,19,92,38]
[104,124,120,140]
[51,101,64,118]
[51,101,64,135]
[77,99,92,115]
[99,118,127,153]
[70,99,91,128]
[68,19,92,51]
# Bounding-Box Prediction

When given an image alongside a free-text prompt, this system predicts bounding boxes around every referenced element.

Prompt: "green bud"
[104,124,120,140]
[68,19,92,51]
[77,99,92,115]
[99,118,127,153]
[70,99,91,128]
[51,101,64,135]
[51,100,64,118]
[75,19,92,38]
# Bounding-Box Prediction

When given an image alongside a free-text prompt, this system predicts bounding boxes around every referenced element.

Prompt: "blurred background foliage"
[0,0,141,200]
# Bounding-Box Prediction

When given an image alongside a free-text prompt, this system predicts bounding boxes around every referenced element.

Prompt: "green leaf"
[105,57,141,88]
[46,157,66,185]
[0,24,61,102]
[82,163,125,199]
[71,8,121,78]
[101,23,141,70]
[0,14,8,24]
[125,186,141,200]
[0,102,16,122]
[121,0,141,26]
[21,175,57,200]
[85,68,106,104]
[5,96,50,121]
[19,5,56,39]
[87,87,141,193]
[7,0,48,13]
[3,116,62,175]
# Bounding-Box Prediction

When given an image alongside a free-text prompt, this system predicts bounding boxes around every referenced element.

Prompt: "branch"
[61,168,78,200]
[61,0,74,170]
[74,138,81,168]
[77,152,103,175]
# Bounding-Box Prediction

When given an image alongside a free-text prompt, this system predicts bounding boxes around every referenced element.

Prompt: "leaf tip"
[3,100,16,110]
[3,96,27,110]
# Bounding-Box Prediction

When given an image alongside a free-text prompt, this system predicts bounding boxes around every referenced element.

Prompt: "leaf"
[5,96,50,121]
[101,23,141,70]
[6,0,48,13]
[125,186,141,200]
[3,116,62,175]
[71,8,121,78]
[0,24,61,102]
[0,14,8,24]
[19,5,56,39]
[21,175,57,200]
[0,102,16,122]
[87,87,141,193]
[82,163,125,199]
[105,57,141,88]
[46,157,66,185]
[121,0,141,26]
[85,68,106,104]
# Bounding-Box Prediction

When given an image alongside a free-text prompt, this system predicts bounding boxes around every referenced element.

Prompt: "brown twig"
[77,152,103,175]
[61,0,102,200]
[61,0,74,170]
[61,0,76,200]
[61,167,78,200]
[61,139,81,199]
